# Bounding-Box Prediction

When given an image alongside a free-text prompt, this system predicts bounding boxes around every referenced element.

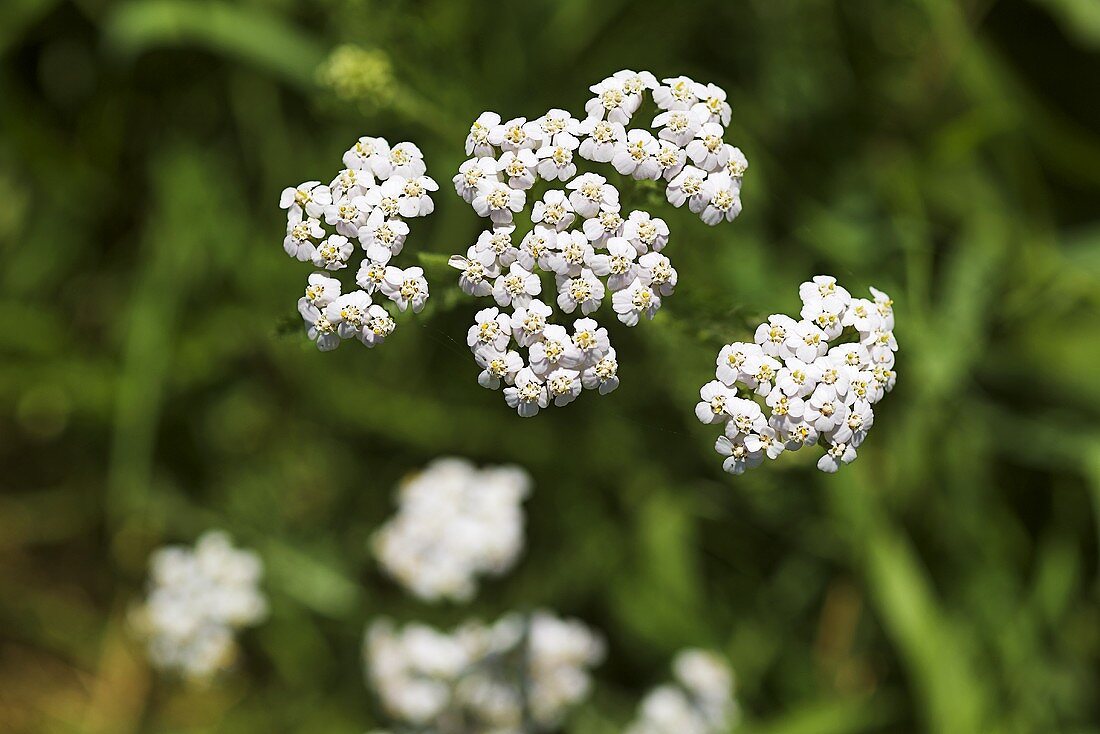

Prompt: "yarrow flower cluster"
[280,136,436,351]
[365,611,605,733]
[697,276,898,474]
[372,457,532,603]
[451,71,747,415]
[130,531,266,680]
[626,649,739,734]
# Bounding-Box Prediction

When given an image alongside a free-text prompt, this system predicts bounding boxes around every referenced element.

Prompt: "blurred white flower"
[130,531,266,680]
[372,457,532,602]
[626,649,738,734]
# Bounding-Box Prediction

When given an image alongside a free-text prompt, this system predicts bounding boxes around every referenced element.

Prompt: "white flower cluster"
[280,137,436,351]
[365,611,605,733]
[697,276,898,474]
[130,531,266,680]
[626,649,739,734]
[451,71,747,416]
[372,457,532,603]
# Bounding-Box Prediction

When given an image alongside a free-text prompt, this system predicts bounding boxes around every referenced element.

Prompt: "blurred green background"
[3,0,1100,732]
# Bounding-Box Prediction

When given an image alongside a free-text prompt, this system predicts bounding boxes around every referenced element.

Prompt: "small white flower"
[621,210,670,254]
[784,320,829,363]
[311,234,354,270]
[585,77,632,125]
[472,180,526,224]
[511,300,552,347]
[556,268,605,315]
[356,258,388,295]
[582,208,625,246]
[775,358,821,398]
[535,138,580,182]
[581,347,619,394]
[696,380,734,424]
[381,266,429,313]
[298,302,341,351]
[571,318,611,366]
[716,342,762,386]
[283,211,324,261]
[587,236,638,292]
[652,108,704,147]
[577,119,626,163]
[715,434,763,475]
[473,225,518,268]
[567,173,620,218]
[800,275,852,305]
[360,304,396,347]
[547,231,595,278]
[725,397,768,438]
[324,195,370,238]
[300,272,341,312]
[529,324,583,376]
[612,129,661,180]
[504,367,549,417]
[535,108,583,146]
[754,315,800,358]
[448,248,499,297]
[497,149,539,190]
[817,441,857,473]
[492,262,542,308]
[518,226,557,270]
[546,368,583,407]
[654,75,704,111]
[326,290,373,339]
[468,307,512,351]
[453,156,499,203]
[666,165,709,212]
[745,426,785,461]
[612,69,658,105]
[612,278,661,326]
[638,251,677,297]
[474,346,524,389]
[466,111,501,156]
[691,83,732,126]
[654,140,688,181]
[799,294,848,340]
[686,123,730,172]
[358,176,409,219]
[531,190,576,231]
[396,175,438,218]
[384,141,427,178]
[741,351,782,397]
[358,209,410,262]
[280,180,332,219]
[699,172,742,225]
[489,116,542,152]
[805,383,850,434]
[342,136,391,177]
[329,167,373,200]
[725,146,749,178]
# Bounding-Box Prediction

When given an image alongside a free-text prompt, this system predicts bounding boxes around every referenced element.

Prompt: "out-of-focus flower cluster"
[697,276,898,474]
[626,649,739,734]
[316,45,396,110]
[130,531,266,680]
[450,71,747,416]
[372,457,532,603]
[365,611,605,734]
[281,136,436,351]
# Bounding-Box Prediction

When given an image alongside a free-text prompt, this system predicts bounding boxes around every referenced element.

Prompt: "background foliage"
[3,0,1100,732]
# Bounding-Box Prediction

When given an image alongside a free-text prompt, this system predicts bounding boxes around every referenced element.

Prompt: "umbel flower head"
[364,611,604,733]
[450,70,747,416]
[129,531,266,680]
[697,276,898,475]
[280,135,436,351]
[372,457,532,602]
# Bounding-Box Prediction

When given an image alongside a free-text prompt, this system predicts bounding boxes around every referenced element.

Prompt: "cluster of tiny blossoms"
[281,137,435,351]
[130,531,266,680]
[365,612,605,734]
[372,457,532,603]
[697,276,898,474]
[626,649,739,734]
[450,70,747,416]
